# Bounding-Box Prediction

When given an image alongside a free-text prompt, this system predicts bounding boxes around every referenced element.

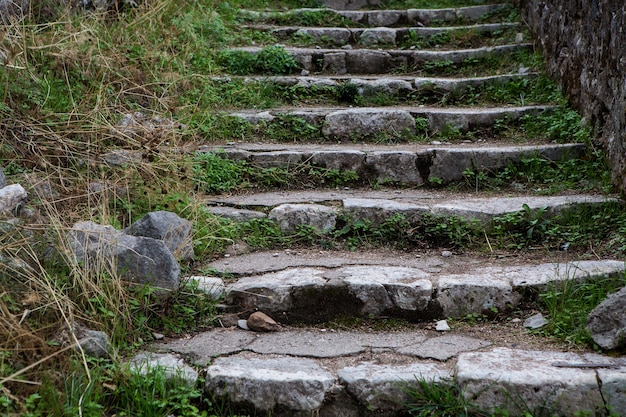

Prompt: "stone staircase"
[148,1,626,415]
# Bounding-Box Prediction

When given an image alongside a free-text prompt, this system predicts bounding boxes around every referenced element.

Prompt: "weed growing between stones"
[537,273,626,349]
[401,377,490,417]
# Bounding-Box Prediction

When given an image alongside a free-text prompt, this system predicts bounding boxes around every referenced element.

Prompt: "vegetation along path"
[0,0,625,416]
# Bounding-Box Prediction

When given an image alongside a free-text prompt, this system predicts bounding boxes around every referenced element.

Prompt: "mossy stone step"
[227,43,532,75]
[199,142,584,186]
[228,104,552,141]
[239,4,512,27]
[250,22,520,47]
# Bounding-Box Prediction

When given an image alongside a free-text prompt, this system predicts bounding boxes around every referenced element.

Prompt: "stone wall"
[514,0,626,192]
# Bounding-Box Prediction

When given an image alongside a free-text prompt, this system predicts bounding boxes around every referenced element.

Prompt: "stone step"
[199,142,584,186]
[249,22,520,47]
[227,43,533,75]
[206,190,615,231]
[206,249,624,322]
[228,104,553,141]
[147,324,626,416]
[221,73,536,98]
[239,4,512,28]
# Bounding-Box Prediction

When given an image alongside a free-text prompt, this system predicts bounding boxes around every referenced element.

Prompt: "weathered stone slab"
[586,286,626,350]
[294,28,351,46]
[350,78,413,96]
[456,348,626,415]
[365,151,421,185]
[431,194,613,223]
[227,267,328,314]
[310,150,366,172]
[359,27,397,46]
[248,330,367,357]
[205,356,335,412]
[398,335,491,361]
[163,328,256,366]
[208,206,267,222]
[342,198,430,226]
[325,266,432,315]
[323,108,416,139]
[437,274,521,317]
[268,203,338,233]
[509,260,626,289]
[407,5,510,25]
[189,276,226,299]
[249,151,304,168]
[338,363,451,412]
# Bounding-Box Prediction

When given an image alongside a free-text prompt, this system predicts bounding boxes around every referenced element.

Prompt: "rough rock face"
[126,211,194,261]
[68,221,180,291]
[586,286,626,350]
[515,0,626,193]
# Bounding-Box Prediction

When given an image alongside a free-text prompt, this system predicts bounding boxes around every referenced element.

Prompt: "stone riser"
[200,143,584,186]
[223,261,625,323]
[229,43,532,75]
[230,104,551,141]
[241,4,511,27]
[261,22,520,47]
[226,73,535,98]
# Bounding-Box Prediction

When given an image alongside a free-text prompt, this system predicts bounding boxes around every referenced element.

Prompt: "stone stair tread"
[240,4,511,27]
[230,42,531,55]
[205,188,613,214]
[153,326,626,415]
[248,22,518,32]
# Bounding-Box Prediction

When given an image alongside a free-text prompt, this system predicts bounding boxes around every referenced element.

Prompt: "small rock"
[441,250,452,257]
[300,69,310,76]
[152,332,165,340]
[518,66,530,75]
[431,141,442,145]
[523,313,548,329]
[515,32,524,43]
[237,319,250,331]
[247,311,281,332]
[435,320,451,331]
[511,318,521,323]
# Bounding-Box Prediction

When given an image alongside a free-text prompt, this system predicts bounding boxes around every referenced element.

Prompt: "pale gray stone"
[323,109,416,139]
[230,110,274,124]
[398,334,491,361]
[437,274,521,318]
[67,221,180,291]
[365,151,421,185]
[249,150,303,168]
[129,352,198,386]
[367,10,403,26]
[338,363,451,412]
[350,78,413,96]
[322,52,347,74]
[208,206,267,222]
[342,198,429,226]
[345,49,392,74]
[456,348,625,415]
[586,286,626,350]
[249,330,366,357]
[205,356,334,411]
[164,328,256,366]
[310,150,366,172]
[100,149,142,166]
[510,260,626,289]
[190,276,225,299]
[126,211,194,261]
[268,203,337,233]
[75,325,112,359]
[435,320,450,331]
[359,28,397,47]
[0,184,26,216]
[227,268,328,313]
[407,5,505,25]
[523,313,548,329]
[295,28,351,46]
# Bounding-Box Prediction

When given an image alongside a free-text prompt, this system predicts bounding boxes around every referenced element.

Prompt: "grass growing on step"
[401,378,490,417]
[537,273,626,348]
[400,26,524,51]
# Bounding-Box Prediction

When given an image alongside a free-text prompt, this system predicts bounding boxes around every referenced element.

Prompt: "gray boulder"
[586,286,626,350]
[0,0,28,23]
[73,322,112,359]
[67,221,180,291]
[126,211,194,261]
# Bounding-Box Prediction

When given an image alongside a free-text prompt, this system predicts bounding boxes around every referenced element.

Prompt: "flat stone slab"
[398,334,491,361]
[164,328,256,365]
[201,142,584,187]
[222,259,625,321]
[456,347,626,415]
[206,355,335,411]
[228,43,533,74]
[225,73,535,97]
[241,4,511,26]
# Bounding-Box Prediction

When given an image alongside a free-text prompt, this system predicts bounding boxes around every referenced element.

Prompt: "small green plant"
[217,46,299,75]
[192,152,248,194]
[401,377,489,417]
